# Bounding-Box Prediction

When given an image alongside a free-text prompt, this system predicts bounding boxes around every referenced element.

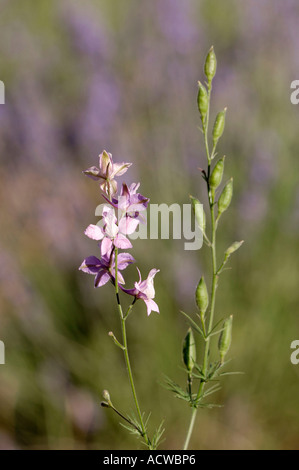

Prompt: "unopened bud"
[182,328,196,373]
[196,276,209,314]
[102,390,111,405]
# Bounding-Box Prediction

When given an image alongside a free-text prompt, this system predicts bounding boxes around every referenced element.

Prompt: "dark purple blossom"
[79,242,135,288]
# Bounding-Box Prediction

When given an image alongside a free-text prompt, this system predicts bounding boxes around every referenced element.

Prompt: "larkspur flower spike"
[80,150,160,449]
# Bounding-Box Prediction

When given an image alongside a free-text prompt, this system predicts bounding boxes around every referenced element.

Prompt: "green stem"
[183,80,219,451]
[183,407,197,450]
[114,248,151,448]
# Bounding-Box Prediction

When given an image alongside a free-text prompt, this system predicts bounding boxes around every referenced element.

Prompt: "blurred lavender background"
[1,0,299,449]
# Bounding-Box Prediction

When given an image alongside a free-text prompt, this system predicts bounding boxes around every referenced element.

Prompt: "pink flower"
[103,182,149,218]
[121,268,160,316]
[84,206,138,254]
[83,150,132,196]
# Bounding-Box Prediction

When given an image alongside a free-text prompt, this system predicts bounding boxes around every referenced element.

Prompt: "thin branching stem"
[183,80,219,450]
[114,247,151,448]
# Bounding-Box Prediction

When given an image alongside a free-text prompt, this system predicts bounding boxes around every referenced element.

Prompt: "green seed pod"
[190,195,206,233]
[196,276,209,314]
[212,108,227,147]
[218,178,233,216]
[218,315,233,363]
[225,240,244,257]
[210,156,225,190]
[204,46,217,82]
[182,328,196,372]
[197,81,208,123]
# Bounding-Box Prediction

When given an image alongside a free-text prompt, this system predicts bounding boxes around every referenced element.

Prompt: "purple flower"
[121,268,160,316]
[83,150,132,196]
[79,242,135,287]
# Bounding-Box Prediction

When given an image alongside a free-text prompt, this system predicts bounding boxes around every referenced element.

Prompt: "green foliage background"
[0,0,299,449]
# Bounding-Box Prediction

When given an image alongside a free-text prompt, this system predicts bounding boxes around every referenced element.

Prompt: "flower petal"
[117,253,135,270]
[110,162,132,178]
[119,216,139,235]
[114,234,132,249]
[102,207,119,238]
[128,182,140,194]
[94,270,111,287]
[108,179,118,196]
[101,194,119,209]
[84,224,103,241]
[119,285,138,296]
[137,268,159,299]
[144,299,160,316]
[101,237,113,257]
[83,166,103,181]
[79,256,101,274]
[117,271,125,284]
[99,150,112,176]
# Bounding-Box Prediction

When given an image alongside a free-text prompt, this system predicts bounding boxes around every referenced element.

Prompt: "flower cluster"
[79,150,159,315]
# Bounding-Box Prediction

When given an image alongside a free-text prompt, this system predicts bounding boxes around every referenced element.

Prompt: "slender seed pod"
[210,156,225,190]
[196,276,209,314]
[190,195,206,234]
[218,178,233,216]
[197,81,208,124]
[212,108,227,148]
[218,316,233,363]
[225,240,244,257]
[182,328,196,373]
[204,46,217,82]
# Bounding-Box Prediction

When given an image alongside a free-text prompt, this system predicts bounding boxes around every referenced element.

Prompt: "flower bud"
[218,178,233,216]
[204,46,217,82]
[196,276,209,314]
[225,240,244,257]
[190,195,206,234]
[212,108,227,148]
[197,81,208,124]
[102,390,111,404]
[210,156,225,190]
[182,328,196,372]
[218,315,233,363]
